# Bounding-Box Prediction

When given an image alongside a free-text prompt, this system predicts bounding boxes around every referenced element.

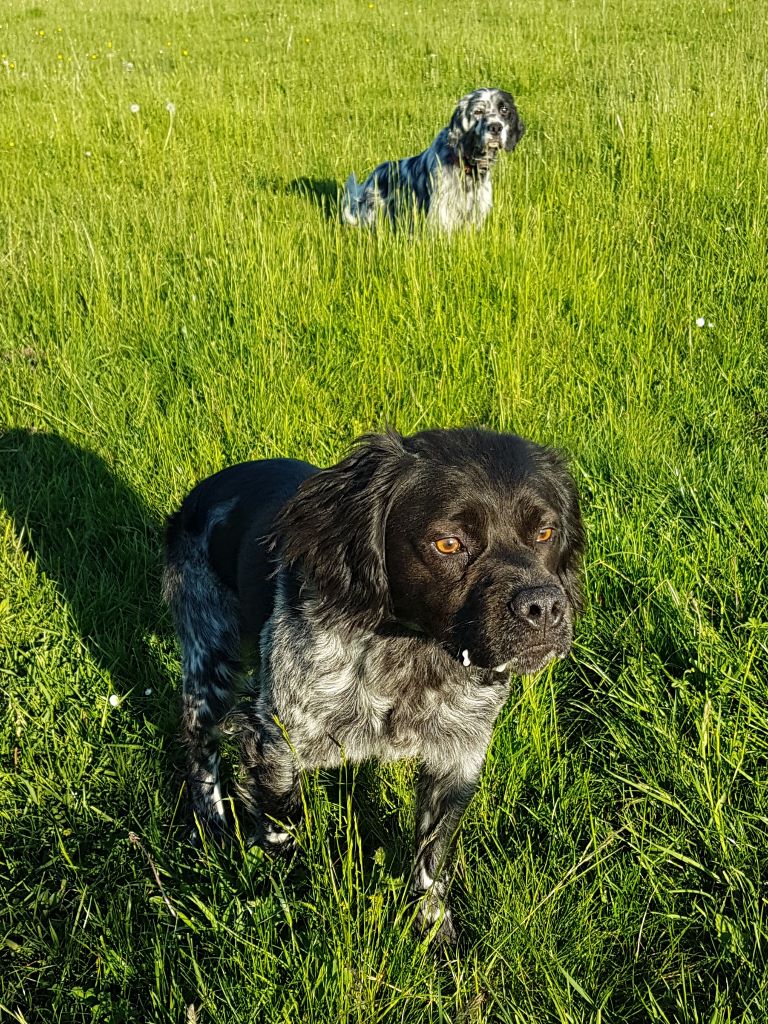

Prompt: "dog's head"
[447,88,525,169]
[275,428,583,675]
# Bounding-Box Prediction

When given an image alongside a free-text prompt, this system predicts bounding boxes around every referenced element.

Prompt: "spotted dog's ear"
[499,90,525,152]
[273,430,410,630]
[447,94,472,150]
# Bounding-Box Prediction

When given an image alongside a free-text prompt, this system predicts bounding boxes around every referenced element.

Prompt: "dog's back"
[164,458,318,653]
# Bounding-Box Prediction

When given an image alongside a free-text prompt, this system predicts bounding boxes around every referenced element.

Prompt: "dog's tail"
[340,173,364,225]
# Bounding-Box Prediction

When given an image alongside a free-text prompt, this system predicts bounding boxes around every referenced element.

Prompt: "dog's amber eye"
[434,537,464,555]
[536,527,554,543]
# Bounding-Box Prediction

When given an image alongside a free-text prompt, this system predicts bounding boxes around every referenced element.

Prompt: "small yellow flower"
[9,141,15,147]
[107,41,113,49]
[57,53,63,60]
[91,53,98,60]
[37,29,45,37]
[181,48,189,56]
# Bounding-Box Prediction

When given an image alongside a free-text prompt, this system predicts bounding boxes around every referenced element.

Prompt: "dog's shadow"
[284,177,340,220]
[0,428,166,697]
[317,762,411,876]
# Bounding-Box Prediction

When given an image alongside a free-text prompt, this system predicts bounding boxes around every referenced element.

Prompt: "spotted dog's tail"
[341,173,365,226]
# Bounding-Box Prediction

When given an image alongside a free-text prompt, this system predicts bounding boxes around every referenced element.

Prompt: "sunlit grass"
[1,0,767,1020]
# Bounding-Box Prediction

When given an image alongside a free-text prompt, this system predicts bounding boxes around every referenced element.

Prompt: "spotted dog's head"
[447,88,525,171]
[275,428,583,675]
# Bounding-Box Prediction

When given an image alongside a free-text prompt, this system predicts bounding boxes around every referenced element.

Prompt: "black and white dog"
[163,428,583,944]
[341,89,525,232]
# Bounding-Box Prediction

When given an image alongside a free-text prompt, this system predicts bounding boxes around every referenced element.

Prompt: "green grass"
[1,0,768,1019]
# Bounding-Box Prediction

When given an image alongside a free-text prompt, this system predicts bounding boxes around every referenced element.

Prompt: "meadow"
[1,0,767,1019]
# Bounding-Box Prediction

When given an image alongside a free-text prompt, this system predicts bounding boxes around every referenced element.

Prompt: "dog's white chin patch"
[461,649,471,667]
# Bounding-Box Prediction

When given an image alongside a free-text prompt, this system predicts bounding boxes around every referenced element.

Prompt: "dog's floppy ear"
[274,430,409,629]
[447,94,471,149]
[500,91,525,152]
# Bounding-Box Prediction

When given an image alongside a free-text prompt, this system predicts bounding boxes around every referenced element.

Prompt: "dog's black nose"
[509,587,564,630]
[488,121,503,136]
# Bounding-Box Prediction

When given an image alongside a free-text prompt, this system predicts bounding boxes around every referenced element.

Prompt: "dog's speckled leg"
[226,707,301,854]
[411,763,482,946]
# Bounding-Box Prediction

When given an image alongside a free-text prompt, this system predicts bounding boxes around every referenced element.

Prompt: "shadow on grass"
[285,176,340,219]
[317,761,411,877]
[0,428,165,693]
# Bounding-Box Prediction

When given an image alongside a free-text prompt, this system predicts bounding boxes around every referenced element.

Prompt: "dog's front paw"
[247,820,298,860]
[413,889,458,949]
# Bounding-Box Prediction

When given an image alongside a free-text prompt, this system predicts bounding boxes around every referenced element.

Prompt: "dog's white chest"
[430,170,493,232]
[266,619,506,770]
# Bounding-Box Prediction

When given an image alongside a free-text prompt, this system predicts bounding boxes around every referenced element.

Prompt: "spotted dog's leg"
[164,530,242,838]
[227,708,301,855]
[411,763,482,946]
[179,636,240,837]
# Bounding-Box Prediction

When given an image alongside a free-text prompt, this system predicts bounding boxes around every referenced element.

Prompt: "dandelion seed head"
[130,102,140,113]
[166,101,176,114]
[695,317,706,328]
[108,694,120,707]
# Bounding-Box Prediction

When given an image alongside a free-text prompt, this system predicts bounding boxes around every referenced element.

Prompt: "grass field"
[2,0,768,1019]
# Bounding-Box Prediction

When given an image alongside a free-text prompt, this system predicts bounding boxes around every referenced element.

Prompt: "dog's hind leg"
[341,163,392,227]
[340,173,363,225]
[164,519,243,837]
[227,709,301,854]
